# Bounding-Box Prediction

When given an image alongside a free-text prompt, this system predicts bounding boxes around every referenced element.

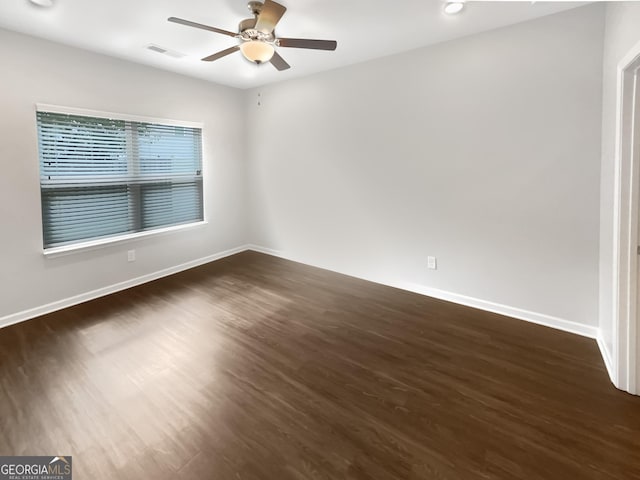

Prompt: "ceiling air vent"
[146,44,186,58]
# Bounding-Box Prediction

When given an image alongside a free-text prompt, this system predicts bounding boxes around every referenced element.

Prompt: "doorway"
[613,47,640,395]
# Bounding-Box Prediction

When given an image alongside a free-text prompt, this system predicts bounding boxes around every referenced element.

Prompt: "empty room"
[1,0,640,478]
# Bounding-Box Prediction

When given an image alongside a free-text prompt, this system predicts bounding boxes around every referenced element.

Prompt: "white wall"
[246,5,604,333]
[598,2,640,388]
[0,5,613,352]
[0,28,247,323]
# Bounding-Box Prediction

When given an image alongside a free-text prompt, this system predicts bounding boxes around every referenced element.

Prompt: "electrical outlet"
[127,250,136,262]
[427,256,437,270]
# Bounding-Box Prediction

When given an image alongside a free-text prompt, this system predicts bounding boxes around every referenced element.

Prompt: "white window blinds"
[37,110,204,249]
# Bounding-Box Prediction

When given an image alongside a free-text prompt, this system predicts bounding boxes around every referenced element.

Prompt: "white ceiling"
[0,0,585,89]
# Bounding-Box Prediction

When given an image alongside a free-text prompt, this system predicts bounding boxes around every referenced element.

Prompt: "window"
[36,108,204,251]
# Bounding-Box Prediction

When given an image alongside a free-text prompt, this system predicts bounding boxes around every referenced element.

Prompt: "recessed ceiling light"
[444,1,465,15]
[29,0,54,7]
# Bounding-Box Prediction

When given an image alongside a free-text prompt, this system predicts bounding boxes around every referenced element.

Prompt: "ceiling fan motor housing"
[238,17,256,33]
[239,18,275,43]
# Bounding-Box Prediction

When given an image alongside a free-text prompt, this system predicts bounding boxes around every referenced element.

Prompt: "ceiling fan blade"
[168,17,238,38]
[277,38,337,51]
[270,51,290,71]
[254,0,287,33]
[201,46,240,62]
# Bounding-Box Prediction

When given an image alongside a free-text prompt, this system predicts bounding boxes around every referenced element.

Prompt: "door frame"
[612,42,640,395]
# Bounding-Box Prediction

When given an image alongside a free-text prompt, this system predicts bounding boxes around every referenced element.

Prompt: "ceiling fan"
[168,0,337,71]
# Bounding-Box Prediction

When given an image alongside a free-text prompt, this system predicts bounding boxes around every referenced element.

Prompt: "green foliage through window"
[37,111,204,249]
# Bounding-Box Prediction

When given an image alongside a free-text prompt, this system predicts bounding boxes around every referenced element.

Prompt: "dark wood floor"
[1,251,639,479]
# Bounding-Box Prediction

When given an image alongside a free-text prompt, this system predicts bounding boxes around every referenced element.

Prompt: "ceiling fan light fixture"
[168,1,336,72]
[443,1,465,15]
[240,40,275,64]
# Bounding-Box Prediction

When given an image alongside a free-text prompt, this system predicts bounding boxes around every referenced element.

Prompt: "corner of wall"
[597,329,616,384]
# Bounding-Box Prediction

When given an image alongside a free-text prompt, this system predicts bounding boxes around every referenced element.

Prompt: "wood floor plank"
[1,251,639,479]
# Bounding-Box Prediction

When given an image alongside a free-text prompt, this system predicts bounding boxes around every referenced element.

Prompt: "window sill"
[43,221,208,258]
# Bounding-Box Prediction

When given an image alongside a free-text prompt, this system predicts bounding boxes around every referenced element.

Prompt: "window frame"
[35,104,207,257]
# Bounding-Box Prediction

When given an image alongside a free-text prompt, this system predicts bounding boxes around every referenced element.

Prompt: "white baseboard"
[402,283,598,339]
[247,244,598,339]
[596,332,616,383]
[0,244,250,330]
[1,242,600,344]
